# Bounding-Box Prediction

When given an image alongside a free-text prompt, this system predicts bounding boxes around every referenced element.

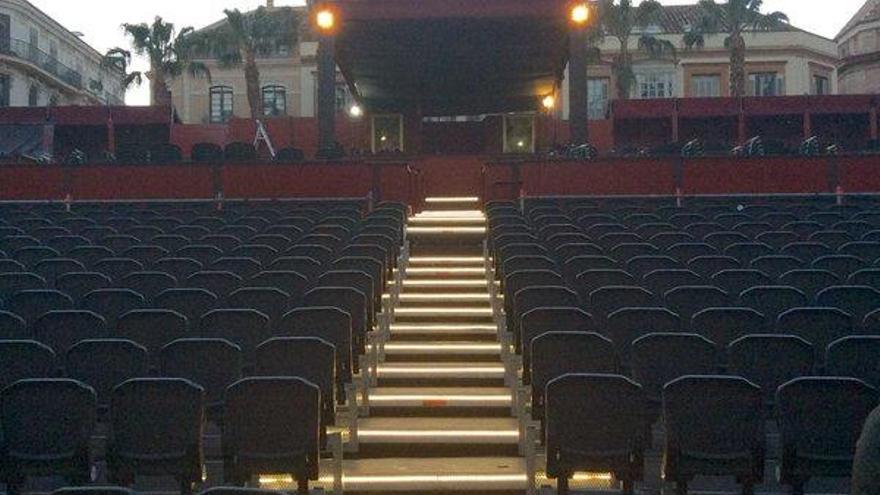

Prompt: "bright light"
[315,8,336,32]
[542,94,556,110]
[570,3,591,25]
[349,104,363,118]
[380,135,388,142]
[517,140,525,148]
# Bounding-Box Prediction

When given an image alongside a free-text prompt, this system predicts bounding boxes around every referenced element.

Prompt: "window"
[813,75,830,95]
[748,72,784,96]
[28,27,39,60]
[635,72,675,99]
[0,74,10,107]
[587,78,609,120]
[28,85,38,106]
[262,85,287,116]
[503,114,535,154]
[335,84,350,111]
[0,14,10,53]
[209,85,234,123]
[692,74,721,97]
[48,93,58,106]
[372,114,404,153]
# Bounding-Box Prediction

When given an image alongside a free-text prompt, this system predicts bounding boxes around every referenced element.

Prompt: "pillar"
[737,113,747,144]
[803,112,812,140]
[107,116,116,156]
[316,33,337,157]
[871,107,878,141]
[671,106,680,144]
[568,29,589,146]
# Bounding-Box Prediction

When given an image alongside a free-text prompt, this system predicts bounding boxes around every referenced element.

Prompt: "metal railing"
[0,38,83,89]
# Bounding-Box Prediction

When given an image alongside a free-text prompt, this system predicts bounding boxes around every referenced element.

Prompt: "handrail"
[1,39,83,90]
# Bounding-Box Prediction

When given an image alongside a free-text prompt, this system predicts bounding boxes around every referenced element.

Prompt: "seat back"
[631,333,718,401]
[279,307,353,382]
[160,338,242,408]
[0,340,56,388]
[66,339,149,407]
[727,335,815,405]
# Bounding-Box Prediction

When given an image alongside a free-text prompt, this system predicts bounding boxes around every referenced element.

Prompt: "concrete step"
[369,387,512,417]
[395,278,489,294]
[376,362,506,387]
[393,292,492,308]
[422,197,482,210]
[394,307,495,324]
[405,267,487,278]
[389,323,499,342]
[408,256,486,268]
[356,417,519,457]
[382,341,501,362]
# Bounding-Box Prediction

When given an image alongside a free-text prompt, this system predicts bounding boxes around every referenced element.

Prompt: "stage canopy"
[334,0,573,116]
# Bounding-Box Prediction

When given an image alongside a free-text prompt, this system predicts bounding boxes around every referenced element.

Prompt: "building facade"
[170,5,352,125]
[0,0,124,107]
[837,0,880,94]
[560,4,839,120]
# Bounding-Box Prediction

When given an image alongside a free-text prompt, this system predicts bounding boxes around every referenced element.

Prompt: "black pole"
[568,28,589,146]
[317,33,337,157]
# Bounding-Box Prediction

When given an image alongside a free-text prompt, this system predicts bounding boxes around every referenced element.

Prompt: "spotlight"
[314,7,336,33]
[349,104,363,118]
[542,95,556,110]
[570,3,591,25]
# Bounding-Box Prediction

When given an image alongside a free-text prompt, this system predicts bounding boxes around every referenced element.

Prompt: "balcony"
[0,38,83,90]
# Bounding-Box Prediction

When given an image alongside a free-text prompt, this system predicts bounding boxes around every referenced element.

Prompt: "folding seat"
[81,227,119,243]
[631,333,717,418]
[0,311,29,340]
[199,235,241,253]
[196,309,271,362]
[538,224,580,241]
[597,232,642,251]
[208,257,262,279]
[94,258,144,282]
[777,307,853,351]
[14,246,61,268]
[704,231,751,251]
[519,307,596,383]
[108,378,204,494]
[662,376,765,495]
[0,340,56,388]
[332,256,384,296]
[739,286,809,324]
[298,234,342,253]
[553,243,604,263]
[863,230,880,242]
[80,289,146,329]
[191,217,226,231]
[584,223,627,240]
[33,258,87,287]
[67,245,115,268]
[850,268,880,290]
[222,377,320,491]
[251,271,310,303]
[121,245,170,267]
[625,255,680,278]
[808,212,847,227]
[65,339,149,409]
[318,270,375,320]
[624,214,663,228]
[761,212,800,229]
[854,211,880,226]
[649,232,696,250]
[826,335,880,389]
[219,225,258,242]
[668,213,706,228]
[609,243,659,263]
[55,272,112,302]
[512,286,580,346]
[116,309,189,354]
[589,286,657,323]
[840,241,880,264]
[502,256,556,279]
[498,244,548,265]
[269,256,322,281]
[225,287,291,328]
[777,377,879,495]
[236,217,272,232]
[246,235,290,254]
[711,269,774,296]
[563,256,617,283]
[263,225,304,241]
[685,222,725,240]
[310,225,350,242]
[642,269,702,296]
[816,285,880,325]
[635,223,676,240]
[715,214,753,229]
[493,232,535,252]
[0,259,25,273]
[185,270,243,298]
[665,286,733,327]
[124,226,163,242]
[666,243,718,264]
[100,235,142,255]
[279,307,353,382]
[724,242,775,266]
[284,244,334,265]
[255,337,336,439]
[809,230,853,250]
[576,214,617,229]
[781,242,834,262]
[45,235,91,255]
[176,245,224,266]
[7,289,74,327]
[104,218,141,233]
[503,270,564,317]
[812,254,867,279]
[530,332,618,423]
[160,338,242,415]
[120,271,177,302]
[756,231,801,250]
[573,269,636,300]
[0,379,96,493]
[691,307,766,350]
[544,374,646,495]
[1,235,41,254]
[833,221,874,240]
[150,217,185,233]
[727,334,814,407]
[229,245,278,266]
[749,255,804,280]
[606,308,681,361]
[779,269,841,300]
[733,222,773,239]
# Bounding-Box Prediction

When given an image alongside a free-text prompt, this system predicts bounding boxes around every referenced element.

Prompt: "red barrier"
[840,155,880,193]
[0,166,66,200]
[220,163,372,199]
[683,157,831,195]
[71,165,215,200]
[521,158,677,196]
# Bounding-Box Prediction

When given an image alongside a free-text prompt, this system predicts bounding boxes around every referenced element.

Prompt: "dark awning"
[334,0,572,116]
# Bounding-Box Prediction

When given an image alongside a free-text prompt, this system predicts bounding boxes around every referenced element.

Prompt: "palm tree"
[103,17,208,106]
[192,7,299,119]
[598,0,677,100]
[684,0,789,97]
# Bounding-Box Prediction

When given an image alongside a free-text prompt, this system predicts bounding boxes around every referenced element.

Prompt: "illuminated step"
[394,293,491,308]
[405,267,487,277]
[382,342,501,363]
[409,216,486,226]
[376,362,506,385]
[407,226,487,235]
[389,323,498,341]
[408,256,486,267]
[400,279,489,293]
[369,387,512,409]
[412,210,486,219]
[424,196,480,204]
[394,307,495,323]
[356,418,519,456]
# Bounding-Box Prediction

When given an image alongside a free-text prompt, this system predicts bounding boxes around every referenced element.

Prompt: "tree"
[103,17,208,106]
[598,0,677,100]
[191,7,300,119]
[684,0,789,97]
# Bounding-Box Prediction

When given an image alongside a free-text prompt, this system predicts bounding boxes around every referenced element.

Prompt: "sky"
[29,0,866,105]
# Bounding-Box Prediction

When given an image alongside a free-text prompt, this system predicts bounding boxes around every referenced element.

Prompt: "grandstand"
[0,1,878,495]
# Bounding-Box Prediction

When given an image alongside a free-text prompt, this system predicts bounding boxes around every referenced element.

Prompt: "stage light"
[349,104,363,118]
[542,94,556,110]
[570,3,591,25]
[314,8,336,33]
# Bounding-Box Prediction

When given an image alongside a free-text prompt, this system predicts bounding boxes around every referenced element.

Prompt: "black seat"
[120,271,177,301]
[186,271,243,298]
[727,334,815,408]
[512,286,580,348]
[33,258,87,287]
[520,307,595,384]
[198,309,271,362]
[691,307,766,349]
[160,338,242,416]
[210,257,262,279]
[739,286,809,325]
[0,340,56,388]
[94,258,144,282]
[108,378,204,495]
[574,269,635,300]
[816,285,880,325]
[665,286,732,327]
[33,310,108,354]
[663,376,764,495]
[750,256,804,279]
[302,287,367,359]
[225,287,291,328]
[779,269,841,300]
[606,308,680,362]
[642,269,702,296]
[65,339,149,410]
[589,286,657,324]
[813,255,867,279]
[222,377,321,493]
[545,374,647,495]
[81,289,146,328]
[840,241,880,264]
[154,288,218,325]
[686,255,740,278]
[279,307,353,385]
[56,272,112,302]
[0,379,96,494]
[268,257,322,281]
[712,269,774,297]
[777,307,854,356]
[826,336,880,387]
[0,272,46,301]
[117,309,189,354]
[7,289,74,327]
[777,377,879,495]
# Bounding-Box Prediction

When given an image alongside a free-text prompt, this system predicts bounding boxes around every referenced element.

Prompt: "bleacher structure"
[0,194,877,495]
